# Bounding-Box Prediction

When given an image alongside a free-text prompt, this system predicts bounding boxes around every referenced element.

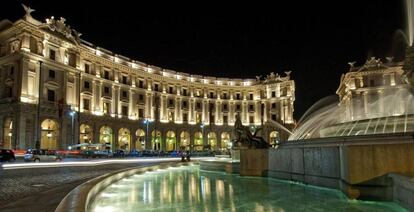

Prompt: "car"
[127,150,141,157]
[24,149,62,162]
[0,149,16,162]
[113,150,126,157]
[94,150,113,158]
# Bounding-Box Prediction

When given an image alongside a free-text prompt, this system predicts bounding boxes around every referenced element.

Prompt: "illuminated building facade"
[0,6,295,151]
[319,58,414,137]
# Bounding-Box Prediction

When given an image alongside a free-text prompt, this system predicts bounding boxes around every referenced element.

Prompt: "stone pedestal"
[240,149,268,176]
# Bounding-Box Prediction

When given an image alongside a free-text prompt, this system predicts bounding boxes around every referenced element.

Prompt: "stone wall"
[240,149,268,176]
[266,133,414,210]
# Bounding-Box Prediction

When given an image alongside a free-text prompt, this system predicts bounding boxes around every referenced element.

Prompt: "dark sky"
[1,1,408,120]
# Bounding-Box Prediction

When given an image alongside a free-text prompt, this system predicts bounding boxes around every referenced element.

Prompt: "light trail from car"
[0,157,205,170]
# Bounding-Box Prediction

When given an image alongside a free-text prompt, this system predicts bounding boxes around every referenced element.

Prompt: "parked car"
[113,150,125,157]
[127,150,141,157]
[24,149,62,162]
[0,149,16,162]
[94,150,113,158]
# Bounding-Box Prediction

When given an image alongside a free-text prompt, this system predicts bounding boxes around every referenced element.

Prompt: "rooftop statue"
[44,16,82,44]
[22,4,35,18]
[232,113,269,149]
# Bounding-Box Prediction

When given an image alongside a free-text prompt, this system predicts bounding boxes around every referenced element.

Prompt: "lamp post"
[200,123,205,149]
[35,60,43,150]
[70,110,75,146]
[144,118,151,150]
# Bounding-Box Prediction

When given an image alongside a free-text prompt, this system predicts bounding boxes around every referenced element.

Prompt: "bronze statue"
[232,113,269,149]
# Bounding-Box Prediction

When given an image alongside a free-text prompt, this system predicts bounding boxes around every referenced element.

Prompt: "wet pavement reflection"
[89,165,406,212]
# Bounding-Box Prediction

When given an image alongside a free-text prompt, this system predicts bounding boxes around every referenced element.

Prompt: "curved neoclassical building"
[0,6,295,152]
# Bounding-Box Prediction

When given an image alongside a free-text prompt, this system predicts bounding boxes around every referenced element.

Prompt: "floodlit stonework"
[0,6,295,152]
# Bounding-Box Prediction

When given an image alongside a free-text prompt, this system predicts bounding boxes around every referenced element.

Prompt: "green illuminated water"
[89,165,407,212]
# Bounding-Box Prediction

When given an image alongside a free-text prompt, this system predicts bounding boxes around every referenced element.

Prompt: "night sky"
[1,1,408,120]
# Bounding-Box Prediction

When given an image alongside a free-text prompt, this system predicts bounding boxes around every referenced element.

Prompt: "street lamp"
[200,123,205,149]
[35,60,43,150]
[70,110,76,145]
[144,118,151,150]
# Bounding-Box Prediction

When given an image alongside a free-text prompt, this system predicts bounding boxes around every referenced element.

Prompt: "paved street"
[0,158,188,212]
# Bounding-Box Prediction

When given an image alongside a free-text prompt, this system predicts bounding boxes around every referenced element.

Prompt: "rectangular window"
[169,86,173,94]
[138,94,144,101]
[250,93,254,100]
[49,49,56,60]
[236,104,241,111]
[272,103,276,109]
[122,106,128,116]
[138,80,144,88]
[104,86,110,94]
[47,89,55,102]
[271,91,276,98]
[209,103,214,111]
[169,99,174,107]
[223,104,228,111]
[84,63,90,73]
[84,81,90,89]
[210,92,214,98]
[49,70,55,79]
[183,101,187,108]
[68,53,76,67]
[122,91,127,98]
[10,66,14,75]
[138,109,144,118]
[103,102,110,115]
[83,99,90,111]
[249,116,254,123]
[272,114,277,121]
[223,93,227,99]
[122,76,127,84]
[196,102,201,109]
[249,104,254,111]
[223,115,228,124]
[236,93,240,100]
[154,84,159,92]
[104,70,109,80]
[183,89,187,96]
[183,113,188,122]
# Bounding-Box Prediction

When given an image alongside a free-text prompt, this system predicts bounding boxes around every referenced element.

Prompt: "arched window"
[41,119,59,149]
[99,126,113,150]
[118,128,131,151]
[166,131,176,151]
[151,130,162,150]
[221,132,231,150]
[79,124,93,144]
[3,118,12,149]
[135,129,145,150]
[180,131,190,150]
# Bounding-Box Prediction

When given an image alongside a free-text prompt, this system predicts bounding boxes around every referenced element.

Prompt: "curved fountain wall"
[289,62,414,140]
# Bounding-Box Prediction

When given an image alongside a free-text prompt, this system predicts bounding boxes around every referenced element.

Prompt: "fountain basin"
[57,162,407,212]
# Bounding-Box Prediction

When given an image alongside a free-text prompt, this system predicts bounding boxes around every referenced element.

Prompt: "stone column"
[242,101,247,124]
[175,96,182,122]
[20,58,29,97]
[146,92,153,119]
[216,100,221,124]
[129,89,135,118]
